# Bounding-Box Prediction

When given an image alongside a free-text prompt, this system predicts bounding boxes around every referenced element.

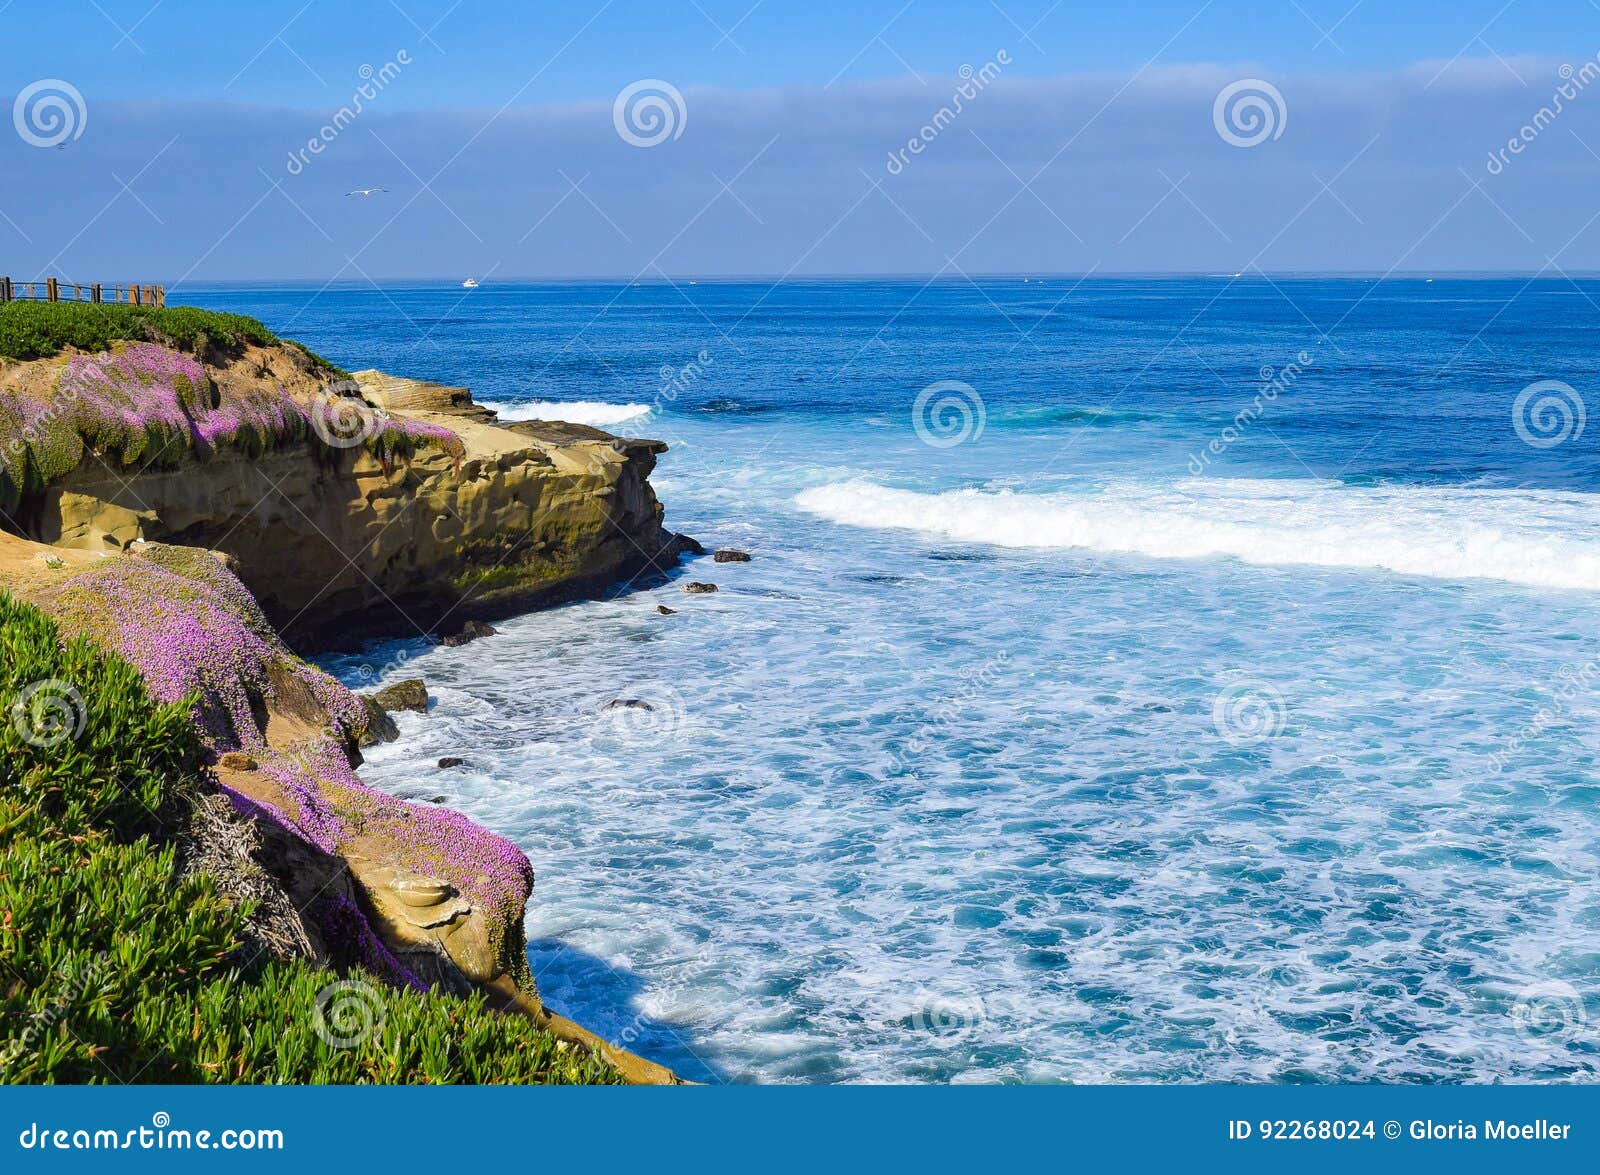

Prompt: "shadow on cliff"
[527,938,734,1085]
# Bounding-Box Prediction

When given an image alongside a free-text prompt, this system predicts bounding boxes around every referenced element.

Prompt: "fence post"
[46,278,59,303]
[91,284,102,304]
[0,276,10,303]
[130,285,142,306]
[154,285,165,308]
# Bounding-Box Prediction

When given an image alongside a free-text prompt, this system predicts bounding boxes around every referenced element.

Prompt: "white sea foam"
[795,477,1600,592]
[483,400,653,427]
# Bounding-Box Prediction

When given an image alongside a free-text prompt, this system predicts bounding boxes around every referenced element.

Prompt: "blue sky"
[5,1,1597,105]
[3,1,1600,279]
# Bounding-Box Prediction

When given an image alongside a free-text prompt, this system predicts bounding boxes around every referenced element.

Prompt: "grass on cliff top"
[0,301,344,374]
[0,593,620,1085]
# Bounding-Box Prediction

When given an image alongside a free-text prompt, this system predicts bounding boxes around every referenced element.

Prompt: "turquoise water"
[192,278,1600,1083]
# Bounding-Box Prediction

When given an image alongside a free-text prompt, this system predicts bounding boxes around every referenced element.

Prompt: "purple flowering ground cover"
[0,341,462,512]
[48,547,531,968]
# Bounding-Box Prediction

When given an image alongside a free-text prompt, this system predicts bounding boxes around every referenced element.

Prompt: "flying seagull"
[345,187,387,197]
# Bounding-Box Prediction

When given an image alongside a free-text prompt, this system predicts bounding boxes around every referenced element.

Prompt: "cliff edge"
[16,347,689,650]
[0,304,687,1083]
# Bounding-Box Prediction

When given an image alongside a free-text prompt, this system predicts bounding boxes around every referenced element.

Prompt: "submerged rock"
[682,581,718,594]
[668,532,706,557]
[440,619,498,647]
[371,678,429,713]
[714,548,752,563]
[438,757,466,769]
[604,698,655,711]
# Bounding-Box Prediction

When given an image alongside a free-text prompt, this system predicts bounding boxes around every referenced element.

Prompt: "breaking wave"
[483,400,653,427]
[795,477,1600,591]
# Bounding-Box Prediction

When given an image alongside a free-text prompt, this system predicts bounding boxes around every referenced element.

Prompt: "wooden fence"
[0,277,166,307]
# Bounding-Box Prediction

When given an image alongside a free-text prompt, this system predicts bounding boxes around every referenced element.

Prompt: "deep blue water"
[189,278,1600,1082]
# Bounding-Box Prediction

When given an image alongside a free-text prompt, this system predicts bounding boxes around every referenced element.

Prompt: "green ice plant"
[0,335,460,514]
[0,301,343,372]
[0,593,620,1085]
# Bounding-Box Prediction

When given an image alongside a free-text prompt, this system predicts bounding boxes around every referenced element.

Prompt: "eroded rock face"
[27,544,537,997]
[440,619,497,647]
[32,378,682,651]
[0,350,688,1080]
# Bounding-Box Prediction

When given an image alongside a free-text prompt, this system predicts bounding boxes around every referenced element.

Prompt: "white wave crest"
[794,477,1600,592]
[482,400,653,427]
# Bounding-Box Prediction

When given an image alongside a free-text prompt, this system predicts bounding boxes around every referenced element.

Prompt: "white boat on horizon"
[461,277,479,288]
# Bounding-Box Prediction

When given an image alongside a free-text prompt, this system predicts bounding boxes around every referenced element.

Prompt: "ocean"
[188,277,1600,1083]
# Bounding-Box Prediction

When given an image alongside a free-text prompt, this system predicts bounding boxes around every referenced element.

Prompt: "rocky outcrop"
[0,532,677,1083]
[32,380,686,650]
[0,340,690,1083]
[372,677,429,713]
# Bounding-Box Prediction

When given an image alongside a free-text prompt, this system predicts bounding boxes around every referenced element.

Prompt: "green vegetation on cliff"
[0,593,619,1084]
[0,314,459,519]
[0,301,342,373]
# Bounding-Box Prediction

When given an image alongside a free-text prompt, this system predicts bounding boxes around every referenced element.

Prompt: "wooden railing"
[0,277,166,307]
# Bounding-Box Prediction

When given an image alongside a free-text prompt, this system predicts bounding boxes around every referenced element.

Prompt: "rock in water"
[371,678,429,713]
[604,698,655,711]
[438,757,466,769]
[359,697,401,746]
[714,548,752,563]
[682,581,718,594]
[656,604,678,615]
[440,619,498,647]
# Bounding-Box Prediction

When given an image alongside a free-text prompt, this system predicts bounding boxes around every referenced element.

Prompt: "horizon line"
[162,270,1600,288]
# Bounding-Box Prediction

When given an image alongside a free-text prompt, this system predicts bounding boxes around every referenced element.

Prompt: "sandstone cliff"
[0,331,687,1082]
[26,362,688,650]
